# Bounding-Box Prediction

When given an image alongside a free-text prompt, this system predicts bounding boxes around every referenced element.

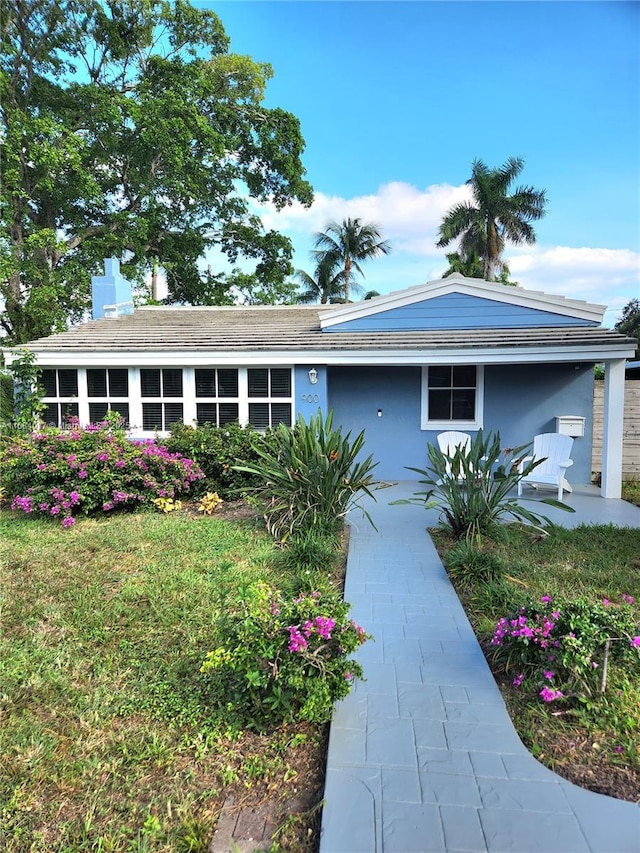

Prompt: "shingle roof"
[20,305,634,355]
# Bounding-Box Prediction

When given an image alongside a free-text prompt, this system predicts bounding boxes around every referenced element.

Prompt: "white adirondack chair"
[437,431,472,478]
[517,433,574,501]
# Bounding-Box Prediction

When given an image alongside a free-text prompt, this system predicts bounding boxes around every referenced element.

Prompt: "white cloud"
[253,181,640,326]
[255,180,471,251]
[505,245,640,325]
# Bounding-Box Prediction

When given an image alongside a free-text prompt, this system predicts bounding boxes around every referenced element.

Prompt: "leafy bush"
[1,348,45,432]
[1,418,204,527]
[201,581,371,729]
[164,421,273,498]
[491,594,640,701]
[394,429,572,542]
[235,409,378,540]
[278,528,341,568]
[444,540,504,585]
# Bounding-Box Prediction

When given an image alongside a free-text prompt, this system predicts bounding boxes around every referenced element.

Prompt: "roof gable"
[319,274,605,331]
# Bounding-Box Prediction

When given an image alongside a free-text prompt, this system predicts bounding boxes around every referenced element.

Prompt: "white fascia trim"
[319,274,606,328]
[18,342,635,368]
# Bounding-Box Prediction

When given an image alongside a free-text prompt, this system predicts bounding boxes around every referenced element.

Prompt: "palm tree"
[441,250,515,285]
[441,250,485,279]
[436,157,547,282]
[313,218,391,303]
[294,253,349,304]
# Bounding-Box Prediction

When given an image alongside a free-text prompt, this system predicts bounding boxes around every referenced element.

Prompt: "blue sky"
[206,0,639,325]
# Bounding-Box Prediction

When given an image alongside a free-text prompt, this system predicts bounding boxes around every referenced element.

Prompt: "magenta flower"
[314,616,336,640]
[287,626,308,653]
[602,598,610,607]
[539,686,564,702]
[543,670,555,681]
[62,516,76,528]
[622,594,634,604]
[631,637,640,648]
[512,673,524,687]
[540,595,552,604]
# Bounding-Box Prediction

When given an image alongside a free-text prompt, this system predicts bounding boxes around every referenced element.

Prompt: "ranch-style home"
[5,259,636,498]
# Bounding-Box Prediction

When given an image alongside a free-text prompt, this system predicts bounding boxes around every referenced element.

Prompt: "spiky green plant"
[235,409,378,540]
[393,429,573,542]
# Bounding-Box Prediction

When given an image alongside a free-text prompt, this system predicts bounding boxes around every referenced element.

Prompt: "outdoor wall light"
[377,409,383,417]
[308,367,318,385]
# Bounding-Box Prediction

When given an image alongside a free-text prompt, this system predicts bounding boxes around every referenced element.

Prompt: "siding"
[324,293,597,332]
[592,381,640,479]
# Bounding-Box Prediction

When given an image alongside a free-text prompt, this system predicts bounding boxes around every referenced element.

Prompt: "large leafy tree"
[312,218,391,303]
[436,157,547,282]
[0,0,313,343]
[615,298,640,360]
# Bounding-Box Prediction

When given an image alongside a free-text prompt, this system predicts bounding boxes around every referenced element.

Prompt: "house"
[4,259,636,498]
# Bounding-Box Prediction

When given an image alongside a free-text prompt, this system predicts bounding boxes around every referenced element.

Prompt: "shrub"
[235,409,378,540]
[1,418,204,527]
[197,491,223,515]
[393,429,573,542]
[200,581,371,729]
[1,348,46,432]
[491,594,640,701]
[444,540,504,585]
[163,421,273,498]
[277,529,342,573]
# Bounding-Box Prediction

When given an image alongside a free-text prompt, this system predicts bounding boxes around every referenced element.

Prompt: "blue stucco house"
[5,259,635,498]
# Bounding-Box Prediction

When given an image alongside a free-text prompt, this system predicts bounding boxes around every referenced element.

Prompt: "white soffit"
[319,274,607,328]
[16,343,634,368]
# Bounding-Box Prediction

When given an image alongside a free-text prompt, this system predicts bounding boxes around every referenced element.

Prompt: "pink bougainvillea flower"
[539,686,564,702]
[287,626,308,653]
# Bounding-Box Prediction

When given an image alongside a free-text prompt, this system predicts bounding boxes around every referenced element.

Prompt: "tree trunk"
[344,257,351,303]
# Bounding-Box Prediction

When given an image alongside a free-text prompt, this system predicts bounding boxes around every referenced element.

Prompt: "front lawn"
[0,508,346,852]
[433,523,640,802]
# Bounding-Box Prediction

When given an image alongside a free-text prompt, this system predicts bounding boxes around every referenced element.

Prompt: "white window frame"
[193,367,241,427]
[139,367,185,432]
[104,366,294,436]
[40,368,80,426]
[246,366,294,429]
[420,365,484,431]
[86,367,130,424]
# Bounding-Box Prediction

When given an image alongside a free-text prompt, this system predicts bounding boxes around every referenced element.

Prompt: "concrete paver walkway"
[320,483,640,853]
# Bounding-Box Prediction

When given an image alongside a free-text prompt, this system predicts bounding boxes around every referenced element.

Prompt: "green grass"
[433,523,640,793]
[0,510,329,852]
[622,479,640,507]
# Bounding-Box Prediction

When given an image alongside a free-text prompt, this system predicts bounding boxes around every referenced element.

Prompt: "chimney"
[91,258,134,319]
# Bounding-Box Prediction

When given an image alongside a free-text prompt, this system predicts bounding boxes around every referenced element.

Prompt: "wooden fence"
[592,381,640,479]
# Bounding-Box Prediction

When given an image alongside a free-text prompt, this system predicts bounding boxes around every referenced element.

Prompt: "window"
[421,365,483,430]
[41,369,79,426]
[141,368,183,431]
[247,368,292,428]
[195,368,239,426]
[87,368,129,425]
[141,369,182,398]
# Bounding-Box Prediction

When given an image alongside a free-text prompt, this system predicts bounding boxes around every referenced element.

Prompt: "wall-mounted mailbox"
[556,415,585,437]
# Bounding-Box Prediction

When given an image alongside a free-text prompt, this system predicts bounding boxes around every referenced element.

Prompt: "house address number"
[301,393,320,403]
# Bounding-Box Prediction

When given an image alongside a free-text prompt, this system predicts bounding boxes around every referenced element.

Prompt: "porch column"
[601,358,626,498]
